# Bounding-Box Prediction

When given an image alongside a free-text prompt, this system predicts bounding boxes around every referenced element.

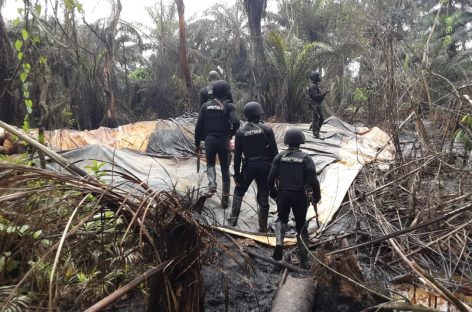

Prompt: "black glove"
[312,194,321,204]
[269,188,278,200]
[195,145,202,154]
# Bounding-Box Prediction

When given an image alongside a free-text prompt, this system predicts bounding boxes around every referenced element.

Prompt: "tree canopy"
[0,0,470,129]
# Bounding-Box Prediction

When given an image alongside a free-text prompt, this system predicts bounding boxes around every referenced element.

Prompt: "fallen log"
[271,275,316,312]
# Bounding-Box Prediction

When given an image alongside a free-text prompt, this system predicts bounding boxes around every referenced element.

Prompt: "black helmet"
[309,71,321,82]
[208,70,220,82]
[212,80,231,99]
[284,128,305,146]
[244,102,264,119]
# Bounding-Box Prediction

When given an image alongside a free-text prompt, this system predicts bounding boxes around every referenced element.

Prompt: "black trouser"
[234,161,270,213]
[276,189,308,234]
[205,141,230,185]
[312,103,324,136]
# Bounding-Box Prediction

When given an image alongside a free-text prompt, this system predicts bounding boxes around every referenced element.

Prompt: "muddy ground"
[202,207,383,312]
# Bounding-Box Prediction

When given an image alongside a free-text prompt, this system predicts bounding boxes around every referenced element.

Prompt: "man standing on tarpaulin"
[308,71,329,139]
[268,128,321,269]
[228,102,278,232]
[195,80,240,209]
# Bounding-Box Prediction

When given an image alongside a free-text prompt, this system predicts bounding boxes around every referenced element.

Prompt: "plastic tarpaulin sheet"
[45,116,394,243]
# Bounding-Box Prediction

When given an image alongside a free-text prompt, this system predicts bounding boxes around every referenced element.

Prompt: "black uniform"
[268,148,321,233]
[308,83,327,137]
[195,98,240,197]
[199,84,234,106]
[230,121,278,228]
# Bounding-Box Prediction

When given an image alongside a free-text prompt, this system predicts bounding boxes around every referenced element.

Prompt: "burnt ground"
[202,237,283,312]
[202,211,385,312]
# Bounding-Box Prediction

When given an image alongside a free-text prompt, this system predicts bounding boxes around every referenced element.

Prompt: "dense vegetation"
[0,0,470,131]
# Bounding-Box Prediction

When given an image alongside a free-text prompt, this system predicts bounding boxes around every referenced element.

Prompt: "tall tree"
[242,0,267,98]
[101,0,122,127]
[175,0,196,111]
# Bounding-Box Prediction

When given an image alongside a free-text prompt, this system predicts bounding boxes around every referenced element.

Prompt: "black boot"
[273,221,286,261]
[298,229,311,269]
[207,166,217,194]
[257,193,269,232]
[227,195,242,226]
[258,216,268,233]
[221,181,231,209]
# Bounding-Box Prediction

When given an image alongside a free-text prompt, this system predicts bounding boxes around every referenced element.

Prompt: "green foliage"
[129,68,151,81]
[402,53,410,71]
[0,153,29,165]
[0,220,43,274]
[85,160,107,179]
[265,31,323,121]
[13,23,34,132]
[21,28,28,41]
[353,87,369,102]
[14,40,22,51]
[64,0,83,13]
[455,114,472,152]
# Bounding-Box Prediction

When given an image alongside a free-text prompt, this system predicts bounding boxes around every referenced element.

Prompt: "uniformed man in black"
[228,102,278,232]
[199,70,234,106]
[268,128,321,268]
[308,71,329,138]
[195,80,240,208]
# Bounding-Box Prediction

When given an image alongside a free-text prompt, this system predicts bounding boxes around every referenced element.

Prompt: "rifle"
[195,146,202,173]
[306,187,320,227]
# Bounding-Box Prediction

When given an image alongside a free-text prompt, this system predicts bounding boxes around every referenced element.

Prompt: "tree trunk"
[175,0,197,111]
[243,0,267,100]
[0,11,17,124]
[101,0,122,128]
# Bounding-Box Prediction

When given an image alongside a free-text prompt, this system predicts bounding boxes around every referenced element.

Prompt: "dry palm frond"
[0,162,237,311]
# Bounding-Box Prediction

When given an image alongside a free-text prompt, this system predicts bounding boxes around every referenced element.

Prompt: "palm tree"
[187,3,250,86]
[265,32,317,121]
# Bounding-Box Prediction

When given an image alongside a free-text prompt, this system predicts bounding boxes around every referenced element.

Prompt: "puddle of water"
[391,284,472,311]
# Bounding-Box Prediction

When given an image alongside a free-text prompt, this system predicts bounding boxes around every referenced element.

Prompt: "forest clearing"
[1,0,472,311]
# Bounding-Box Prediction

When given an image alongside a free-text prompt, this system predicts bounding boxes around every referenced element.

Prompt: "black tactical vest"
[308,83,321,103]
[205,100,228,135]
[241,123,267,159]
[278,150,307,191]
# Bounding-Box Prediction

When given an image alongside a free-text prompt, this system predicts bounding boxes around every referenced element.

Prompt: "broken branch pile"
[0,162,220,311]
[345,153,472,309]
